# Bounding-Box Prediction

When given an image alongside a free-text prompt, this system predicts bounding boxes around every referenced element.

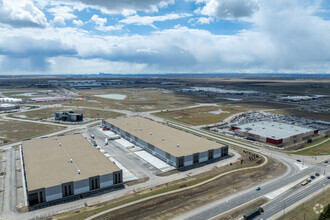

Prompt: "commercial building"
[0,103,19,111]
[103,117,228,168]
[21,134,122,207]
[55,111,83,122]
[231,121,317,146]
[0,97,23,103]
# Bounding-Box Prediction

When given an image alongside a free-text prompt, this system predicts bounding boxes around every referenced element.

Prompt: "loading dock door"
[178,157,184,168]
[28,193,39,206]
[208,150,214,160]
[193,153,199,164]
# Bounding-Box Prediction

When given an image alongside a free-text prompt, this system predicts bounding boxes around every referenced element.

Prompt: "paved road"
[256,177,329,220]
[1,148,17,219]
[175,161,319,220]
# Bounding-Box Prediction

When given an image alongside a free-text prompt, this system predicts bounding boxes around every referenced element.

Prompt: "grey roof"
[236,121,314,140]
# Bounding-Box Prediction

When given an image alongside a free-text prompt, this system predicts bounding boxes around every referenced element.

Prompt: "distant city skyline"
[0,0,330,75]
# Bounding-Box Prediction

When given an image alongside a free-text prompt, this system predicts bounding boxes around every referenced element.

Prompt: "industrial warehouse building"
[231,121,317,146]
[21,134,122,207]
[103,117,229,168]
[55,111,83,122]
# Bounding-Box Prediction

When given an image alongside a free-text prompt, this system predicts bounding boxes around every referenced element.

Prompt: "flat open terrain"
[12,107,124,120]
[284,188,329,220]
[270,108,330,122]
[0,119,64,145]
[154,102,295,126]
[292,138,330,156]
[62,88,195,111]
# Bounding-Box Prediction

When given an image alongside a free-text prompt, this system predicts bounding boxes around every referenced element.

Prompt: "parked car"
[315,172,320,176]
[325,160,328,163]
[311,175,315,179]
[307,178,312,182]
[296,159,301,162]
[256,187,261,191]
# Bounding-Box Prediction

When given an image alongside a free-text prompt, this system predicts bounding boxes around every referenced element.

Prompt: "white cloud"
[189,16,214,25]
[0,0,47,28]
[120,13,192,28]
[53,16,65,26]
[198,0,259,19]
[72,19,84,26]
[48,5,77,20]
[90,14,123,31]
[1,0,330,74]
[76,0,174,13]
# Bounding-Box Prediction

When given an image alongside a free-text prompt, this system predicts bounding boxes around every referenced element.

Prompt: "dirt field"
[56,150,286,220]
[61,88,195,112]
[154,102,295,125]
[270,109,330,122]
[12,107,124,120]
[284,188,330,220]
[215,197,268,220]
[0,120,64,145]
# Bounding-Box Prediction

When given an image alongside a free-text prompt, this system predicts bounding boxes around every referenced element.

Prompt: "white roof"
[237,121,313,140]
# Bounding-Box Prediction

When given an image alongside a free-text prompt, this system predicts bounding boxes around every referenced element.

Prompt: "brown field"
[154,102,295,126]
[61,88,195,112]
[0,120,64,145]
[12,107,124,120]
[270,109,330,122]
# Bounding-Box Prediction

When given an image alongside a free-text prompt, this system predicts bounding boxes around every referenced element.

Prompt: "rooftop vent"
[150,132,152,136]
[140,128,142,131]
[162,138,165,141]
[176,144,179,147]
[69,159,73,163]
[77,170,81,174]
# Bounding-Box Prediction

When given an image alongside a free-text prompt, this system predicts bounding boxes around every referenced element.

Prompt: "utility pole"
[283,200,286,220]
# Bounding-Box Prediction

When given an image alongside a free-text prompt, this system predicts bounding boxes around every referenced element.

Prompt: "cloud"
[72,19,84,26]
[198,0,259,19]
[120,13,192,28]
[189,16,214,25]
[53,16,66,26]
[90,15,123,31]
[1,0,330,74]
[48,6,77,20]
[0,34,77,72]
[0,0,47,28]
[69,0,174,14]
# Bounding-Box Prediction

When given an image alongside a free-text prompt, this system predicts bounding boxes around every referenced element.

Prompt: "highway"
[256,177,329,219]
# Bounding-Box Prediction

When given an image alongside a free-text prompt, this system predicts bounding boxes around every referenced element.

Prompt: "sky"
[0,0,330,75]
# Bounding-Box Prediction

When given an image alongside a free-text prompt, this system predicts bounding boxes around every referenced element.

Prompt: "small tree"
[319,203,330,220]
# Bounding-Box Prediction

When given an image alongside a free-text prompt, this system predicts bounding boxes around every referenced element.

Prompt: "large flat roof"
[23,134,120,191]
[237,121,313,140]
[105,117,226,157]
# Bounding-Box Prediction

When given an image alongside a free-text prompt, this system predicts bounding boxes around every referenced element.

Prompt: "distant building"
[55,111,83,122]
[0,97,23,103]
[0,103,20,111]
[231,121,317,146]
[21,134,123,208]
[103,117,229,168]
